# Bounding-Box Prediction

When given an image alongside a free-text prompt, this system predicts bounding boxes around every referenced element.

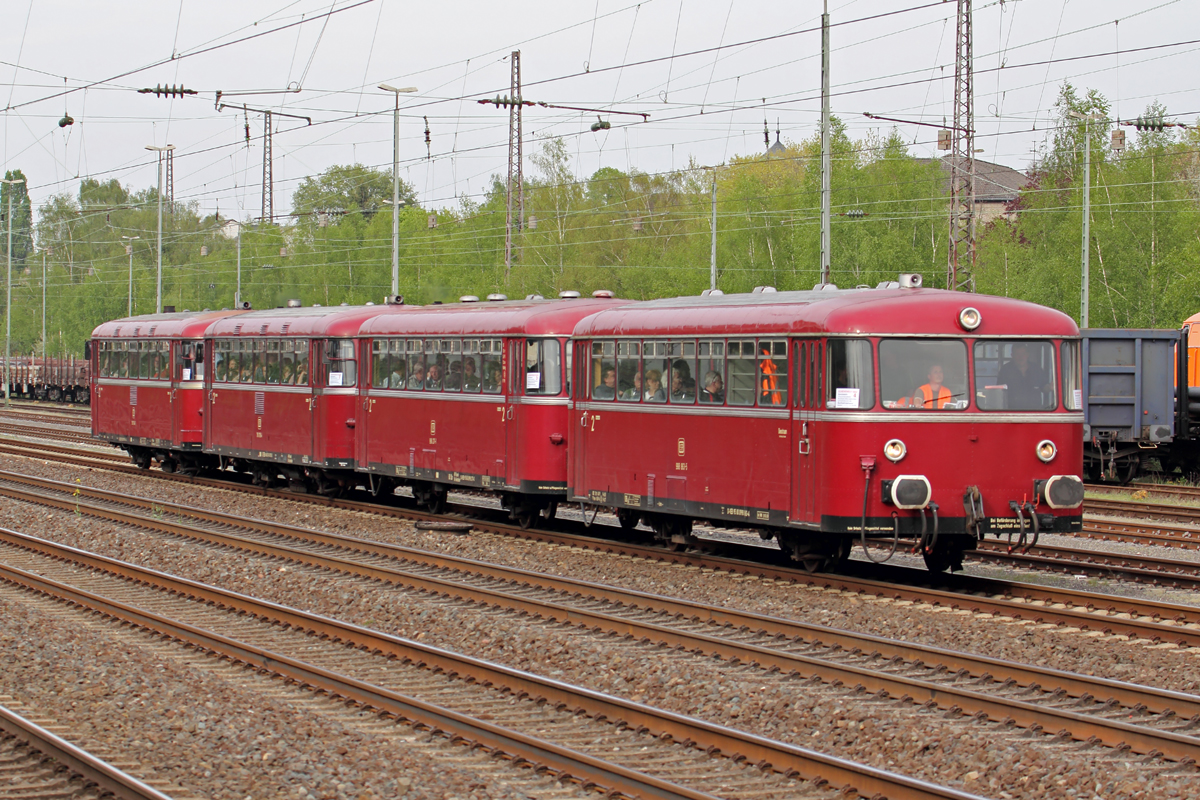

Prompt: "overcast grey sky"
[2,0,1195,220]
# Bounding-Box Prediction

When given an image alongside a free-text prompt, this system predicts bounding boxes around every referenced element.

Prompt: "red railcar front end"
[570,281,1084,572]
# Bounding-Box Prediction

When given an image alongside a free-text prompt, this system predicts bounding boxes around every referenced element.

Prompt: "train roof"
[571,286,1079,338]
[206,304,407,338]
[91,309,248,339]
[359,297,624,337]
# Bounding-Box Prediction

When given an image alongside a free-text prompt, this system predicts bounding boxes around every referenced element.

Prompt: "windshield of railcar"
[973,340,1057,411]
[878,339,969,410]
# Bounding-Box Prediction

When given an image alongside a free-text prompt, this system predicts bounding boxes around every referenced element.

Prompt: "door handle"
[799,439,810,455]
[506,406,514,421]
[580,412,588,428]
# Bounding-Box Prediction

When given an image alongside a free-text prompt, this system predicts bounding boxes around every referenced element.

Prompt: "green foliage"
[976,84,1200,328]
[1,170,33,268]
[13,85,1200,358]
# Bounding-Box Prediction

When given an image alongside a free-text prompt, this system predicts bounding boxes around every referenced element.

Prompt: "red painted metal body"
[569,288,1083,563]
[90,311,245,459]
[203,306,403,476]
[357,298,621,501]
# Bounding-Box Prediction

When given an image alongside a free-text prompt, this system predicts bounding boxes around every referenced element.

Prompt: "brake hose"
[859,464,898,563]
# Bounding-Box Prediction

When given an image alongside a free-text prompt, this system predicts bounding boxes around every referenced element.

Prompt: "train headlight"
[958,307,982,331]
[1036,439,1057,463]
[883,438,906,462]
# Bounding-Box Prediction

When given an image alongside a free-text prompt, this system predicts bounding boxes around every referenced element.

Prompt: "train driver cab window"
[973,340,1056,411]
[1061,340,1082,410]
[324,340,357,387]
[878,338,965,410]
[591,341,616,400]
[524,338,562,395]
[827,339,876,410]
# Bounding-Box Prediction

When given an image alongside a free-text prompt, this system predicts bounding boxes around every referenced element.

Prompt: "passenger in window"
[389,361,406,388]
[483,363,501,393]
[444,361,463,391]
[425,363,444,390]
[914,364,953,409]
[644,369,666,403]
[593,367,617,399]
[670,361,695,402]
[281,361,295,385]
[407,362,427,389]
[700,371,725,404]
[620,371,643,401]
[998,343,1050,410]
[461,358,480,392]
[295,360,308,385]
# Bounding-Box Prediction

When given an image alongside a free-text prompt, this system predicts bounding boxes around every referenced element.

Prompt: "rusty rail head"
[0,527,989,800]
[0,703,175,800]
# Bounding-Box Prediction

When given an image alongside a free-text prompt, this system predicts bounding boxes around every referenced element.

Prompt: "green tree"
[1,169,33,268]
[290,163,417,225]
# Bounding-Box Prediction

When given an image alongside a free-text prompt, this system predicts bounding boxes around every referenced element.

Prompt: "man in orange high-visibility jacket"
[760,351,783,405]
[914,363,952,409]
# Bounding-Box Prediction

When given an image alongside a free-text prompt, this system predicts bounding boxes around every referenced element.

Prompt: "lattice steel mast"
[504,51,524,279]
[165,148,175,213]
[262,110,274,223]
[947,0,975,291]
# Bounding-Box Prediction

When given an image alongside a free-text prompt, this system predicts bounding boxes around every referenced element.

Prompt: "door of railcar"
[505,338,522,486]
[569,340,593,495]
[791,339,822,525]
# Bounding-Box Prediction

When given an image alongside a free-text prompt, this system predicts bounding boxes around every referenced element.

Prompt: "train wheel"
[922,539,965,573]
[160,459,178,474]
[540,501,559,522]
[514,507,537,530]
[616,508,640,531]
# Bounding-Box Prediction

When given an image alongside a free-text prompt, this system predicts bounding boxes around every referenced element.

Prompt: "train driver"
[998,342,1050,409]
[913,363,953,409]
[593,366,617,399]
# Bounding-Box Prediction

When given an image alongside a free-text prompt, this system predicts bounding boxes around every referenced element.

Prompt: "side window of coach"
[827,339,875,409]
[591,340,615,400]
[480,339,502,394]
[698,340,725,405]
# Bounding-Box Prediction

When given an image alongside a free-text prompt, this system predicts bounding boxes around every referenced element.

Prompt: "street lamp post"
[1067,111,1104,328]
[40,248,46,360]
[378,84,417,297]
[1,176,25,407]
[121,235,140,316]
[145,145,175,313]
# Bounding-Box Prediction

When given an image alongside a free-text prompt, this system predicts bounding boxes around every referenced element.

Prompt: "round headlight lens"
[1036,439,1057,463]
[883,438,907,462]
[958,307,982,331]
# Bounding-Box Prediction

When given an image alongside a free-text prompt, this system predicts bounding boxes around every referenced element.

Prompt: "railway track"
[1087,496,1200,526]
[4,468,1200,766]
[0,526,987,800]
[0,408,92,429]
[0,421,99,445]
[0,699,176,800]
[2,435,1200,646]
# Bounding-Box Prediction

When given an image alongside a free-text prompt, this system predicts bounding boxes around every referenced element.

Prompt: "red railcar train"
[90,277,1085,573]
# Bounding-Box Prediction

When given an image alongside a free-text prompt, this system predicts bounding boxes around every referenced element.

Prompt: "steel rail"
[6,470,1200,762]
[0,703,176,800]
[972,540,1200,587]
[1087,497,1200,525]
[5,440,1200,642]
[1075,518,1200,549]
[0,529,987,800]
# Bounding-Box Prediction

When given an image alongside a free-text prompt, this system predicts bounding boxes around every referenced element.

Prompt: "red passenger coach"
[91,310,246,471]
[570,277,1085,572]
[204,305,401,494]
[357,295,621,523]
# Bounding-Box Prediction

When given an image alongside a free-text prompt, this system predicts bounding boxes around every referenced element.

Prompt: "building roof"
[919,156,1030,203]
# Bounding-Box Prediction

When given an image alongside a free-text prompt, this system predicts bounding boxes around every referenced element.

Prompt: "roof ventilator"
[526,294,544,300]
[752,286,777,294]
[460,295,480,303]
[592,289,614,298]
[286,299,302,308]
[700,289,724,297]
[812,283,839,291]
[876,281,900,289]
[559,290,581,299]
[486,293,508,302]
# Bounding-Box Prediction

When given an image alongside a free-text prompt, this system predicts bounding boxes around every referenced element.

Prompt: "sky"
[1,0,1196,222]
